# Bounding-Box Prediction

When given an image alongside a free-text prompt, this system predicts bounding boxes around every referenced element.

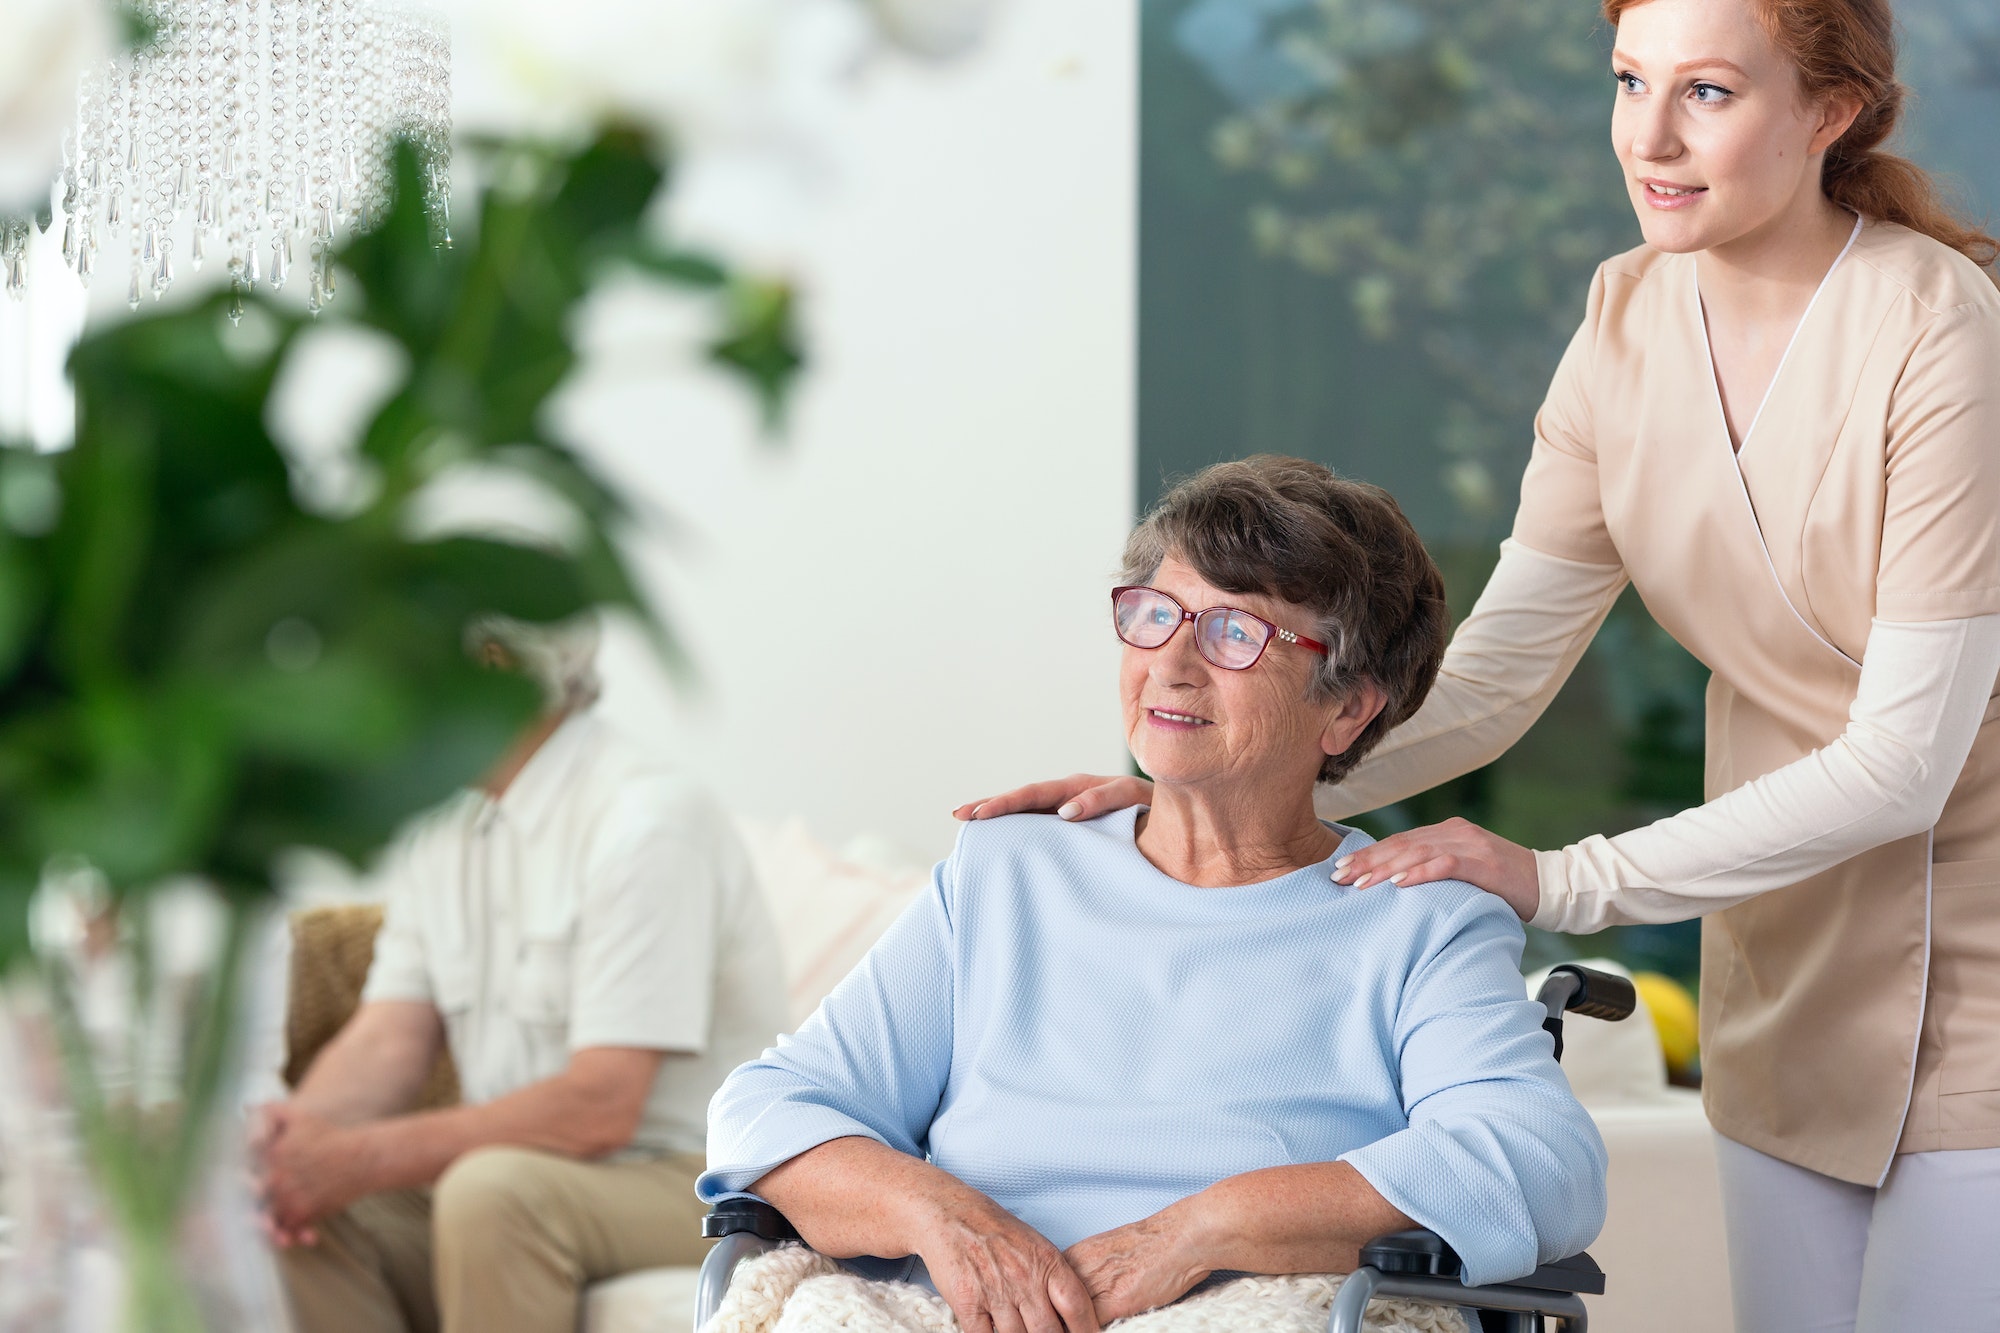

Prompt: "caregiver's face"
[1119,555,1338,793]
[1610,0,1840,254]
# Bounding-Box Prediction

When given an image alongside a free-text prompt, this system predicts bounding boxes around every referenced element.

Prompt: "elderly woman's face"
[1119,556,1344,794]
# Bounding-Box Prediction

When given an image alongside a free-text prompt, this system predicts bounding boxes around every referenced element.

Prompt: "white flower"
[439,0,1000,268]
[0,0,115,211]
[866,0,997,60]
[443,0,871,154]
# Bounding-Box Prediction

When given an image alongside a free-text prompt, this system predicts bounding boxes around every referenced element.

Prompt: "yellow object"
[1634,972,1700,1074]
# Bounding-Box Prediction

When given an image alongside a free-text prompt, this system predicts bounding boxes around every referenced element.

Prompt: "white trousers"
[1714,1134,2000,1332]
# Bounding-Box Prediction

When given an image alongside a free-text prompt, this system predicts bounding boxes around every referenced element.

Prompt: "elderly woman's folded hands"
[759,1138,1417,1329]
[1063,1161,1415,1322]
[757,1136,1103,1333]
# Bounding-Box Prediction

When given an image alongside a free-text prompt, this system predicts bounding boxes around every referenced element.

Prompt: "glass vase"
[0,878,291,1333]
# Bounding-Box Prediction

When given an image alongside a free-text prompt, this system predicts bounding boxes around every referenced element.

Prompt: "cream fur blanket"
[705,1245,1469,1333]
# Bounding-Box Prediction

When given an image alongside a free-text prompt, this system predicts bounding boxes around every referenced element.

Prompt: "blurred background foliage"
[0,128,802,970]
[1141,0,2000,986]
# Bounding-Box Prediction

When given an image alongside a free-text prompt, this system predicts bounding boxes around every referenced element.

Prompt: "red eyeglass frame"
[1111,585,1331,670]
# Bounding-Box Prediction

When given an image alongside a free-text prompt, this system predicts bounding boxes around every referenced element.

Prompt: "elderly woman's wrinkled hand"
[1330,817,1541,921]
[1064,1207,1210,1324]
[921,1189,1103,1333]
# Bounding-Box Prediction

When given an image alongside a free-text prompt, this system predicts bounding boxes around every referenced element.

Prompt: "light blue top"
[701,809,1608,1286]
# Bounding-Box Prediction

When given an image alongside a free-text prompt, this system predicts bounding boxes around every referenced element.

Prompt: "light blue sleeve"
[697,856,958,1201]
[1339,895,1609,1285]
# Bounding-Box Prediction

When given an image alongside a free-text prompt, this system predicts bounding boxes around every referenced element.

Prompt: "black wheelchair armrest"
[1506,1251,1605,1297]
[1359,1228,1463,1279]
[1358,1227,1605,1297]
[703,1197,801,1242]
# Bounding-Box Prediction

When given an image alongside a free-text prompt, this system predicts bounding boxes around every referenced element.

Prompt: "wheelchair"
[694,963,1636,1333]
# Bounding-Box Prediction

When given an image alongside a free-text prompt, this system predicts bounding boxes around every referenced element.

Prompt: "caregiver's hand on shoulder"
[1331,816,1541,922]
[919,1188,1102,1333]
[953,774,1154,823]
[1065,1208,1210,1324]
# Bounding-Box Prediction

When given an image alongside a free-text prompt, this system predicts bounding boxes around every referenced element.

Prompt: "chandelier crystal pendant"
[4,0,450,317]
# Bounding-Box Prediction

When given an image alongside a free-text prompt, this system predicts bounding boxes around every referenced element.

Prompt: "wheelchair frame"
[693,963,1636,1333]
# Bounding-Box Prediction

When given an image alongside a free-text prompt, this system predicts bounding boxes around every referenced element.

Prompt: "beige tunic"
[1526,220,2000,1183]
[1342,221,2000,1185]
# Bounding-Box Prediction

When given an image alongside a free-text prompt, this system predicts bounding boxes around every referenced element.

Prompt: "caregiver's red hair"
[1602,0,1998,267]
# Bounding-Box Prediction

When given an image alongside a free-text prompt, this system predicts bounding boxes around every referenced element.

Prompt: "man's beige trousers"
[277,1146,711,1333]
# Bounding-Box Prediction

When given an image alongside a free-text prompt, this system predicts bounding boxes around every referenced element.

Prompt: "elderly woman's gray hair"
[1121,455,1449,783]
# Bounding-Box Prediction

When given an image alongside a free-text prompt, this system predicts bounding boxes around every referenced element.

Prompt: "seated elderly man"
[257,619,786,1333]
[700,456,1608,1332]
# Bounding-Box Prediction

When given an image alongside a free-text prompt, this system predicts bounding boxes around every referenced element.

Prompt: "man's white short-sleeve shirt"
[361,712,785,1159]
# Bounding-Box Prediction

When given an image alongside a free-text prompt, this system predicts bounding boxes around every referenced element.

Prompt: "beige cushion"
[732,816,929,1029]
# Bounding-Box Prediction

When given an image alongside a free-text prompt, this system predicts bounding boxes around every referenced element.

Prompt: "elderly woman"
[699,456,1607,1332]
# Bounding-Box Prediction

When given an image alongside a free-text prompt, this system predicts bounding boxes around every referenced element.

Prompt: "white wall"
[572,0,1138,862]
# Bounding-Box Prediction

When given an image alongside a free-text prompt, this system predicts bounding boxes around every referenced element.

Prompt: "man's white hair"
[466,613,602,712]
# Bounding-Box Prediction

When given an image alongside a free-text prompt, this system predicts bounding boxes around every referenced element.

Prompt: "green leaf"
[341,140,462,349]
[488,441,637,528]
[113,1,164,49]
[709,280,806,428]
[547,128,667,255]
[611,242,730,289]
[215,667,538,873]
[208,654,418,766]
[400,536,594,626]
[47,417,154,688]
[0,866,30,977]
[0,527,41,685]
[12,687,230,887]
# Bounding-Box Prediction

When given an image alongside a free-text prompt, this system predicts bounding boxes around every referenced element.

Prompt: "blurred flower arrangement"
[0,0,991,1327]
[0,1,120,213]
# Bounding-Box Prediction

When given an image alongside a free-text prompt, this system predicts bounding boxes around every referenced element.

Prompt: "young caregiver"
[961,0,2000,1327]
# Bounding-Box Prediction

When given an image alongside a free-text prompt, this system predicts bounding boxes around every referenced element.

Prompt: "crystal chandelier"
[2,0,449,317]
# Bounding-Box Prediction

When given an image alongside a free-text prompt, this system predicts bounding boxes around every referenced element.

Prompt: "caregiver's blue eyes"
[1613,70,1736,104]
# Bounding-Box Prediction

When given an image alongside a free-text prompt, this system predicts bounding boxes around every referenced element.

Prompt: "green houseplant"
[0,127,799,1330]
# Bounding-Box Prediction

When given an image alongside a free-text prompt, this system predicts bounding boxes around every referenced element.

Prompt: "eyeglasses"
[1111,585,1330,671]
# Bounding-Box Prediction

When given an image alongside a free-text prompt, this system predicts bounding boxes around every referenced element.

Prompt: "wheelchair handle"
[1536,963,1637,1063]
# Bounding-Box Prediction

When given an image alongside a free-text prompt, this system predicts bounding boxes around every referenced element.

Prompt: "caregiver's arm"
[1345,615,2000,926]
[1314,541,1626,820]
[956,541,1624,824]
[1531,613,2000,932]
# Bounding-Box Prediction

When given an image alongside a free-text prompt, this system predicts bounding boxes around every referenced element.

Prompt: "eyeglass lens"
[1113,587,1272,670]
